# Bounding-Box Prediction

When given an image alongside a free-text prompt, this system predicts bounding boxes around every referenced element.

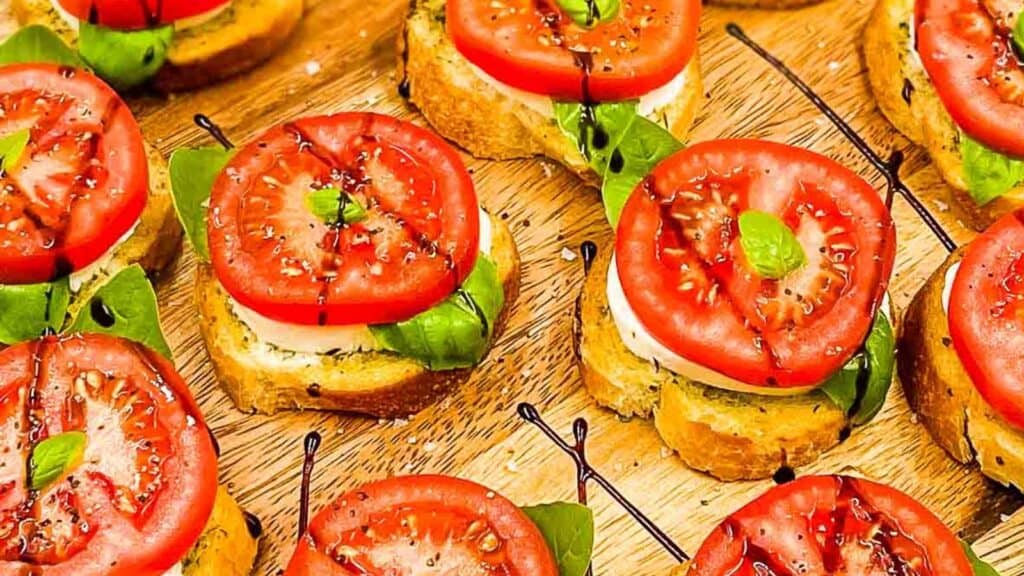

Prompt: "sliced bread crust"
[182,485,260,576]
[898,249,1024,490]
[398,0,703,184]
[863,0,1024,230]
[66,142,182,318]
[575,246,849,481]
[196,212,520,417]
[11,0,302,91]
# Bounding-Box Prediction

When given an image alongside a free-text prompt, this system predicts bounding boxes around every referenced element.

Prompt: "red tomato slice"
[447,0,700,101]
[0,64,148,285]
[948,210,1024,429]
[283,475,558,576]
[616,140,895,388]
[208,113,480,326]
[0,333,218,576]
[916,0,1024,157]
[688,475,974,575]
[55,0,231,29]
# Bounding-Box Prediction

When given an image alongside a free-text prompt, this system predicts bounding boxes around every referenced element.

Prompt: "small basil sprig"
[961,134,1024,206]
[169,146,236,262]
[78,23,174,90]
[0,25,84,67]
[67,265,173,359]
[556,0,620,27]
[0,129,31,173]
[554,101,682,226]
[29,431,87,491]
[738,210,806,279]
[0,277,70,345]
[820,310,895,425]
[371,255,504,370]
[305,187,368,225]
[521,502,594,576]
[962,540,1001,576]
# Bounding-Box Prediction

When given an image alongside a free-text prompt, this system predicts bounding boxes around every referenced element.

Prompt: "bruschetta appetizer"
[0,59,179,336]
[673,475,994,575]
[399,0,702,199]
[9,0,301,91]
[170,112,520,417]
[900,210,1024,489]
[0,332,259,576]
[865,0,1024,229]
[577,139,897,481]
[284,474,594,576]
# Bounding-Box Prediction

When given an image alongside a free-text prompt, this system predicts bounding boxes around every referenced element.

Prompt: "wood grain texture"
[2,0,1023,574]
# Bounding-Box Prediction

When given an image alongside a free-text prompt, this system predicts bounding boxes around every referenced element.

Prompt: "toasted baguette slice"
[398,0,702,184]
[182,485,260,576]
[575,246,849,481]
[864,0,1024,230]
[66,142,182,318]
[196,212,520,417]
[11,0,302,91]
[898,249,1024,490]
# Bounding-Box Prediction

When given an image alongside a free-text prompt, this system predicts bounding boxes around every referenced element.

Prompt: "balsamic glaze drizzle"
[243,511,264,539]
[89,298,116,328]
[516,403,690,563]
[580,241,598,274]
[297,431,322,539]
[193,114,235,150]
[725,23,956,254]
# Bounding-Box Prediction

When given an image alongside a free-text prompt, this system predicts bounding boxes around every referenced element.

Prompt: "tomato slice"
[916,0,1024,157]
[446,0,700,101]
[615,140,895,389]
[0,64,148,285]
[283,475,558,576]
[948,210,1024,429]
[54,0,231,29]
[688,475,974,575]
[208,112,480,326]
[0,333,218,576]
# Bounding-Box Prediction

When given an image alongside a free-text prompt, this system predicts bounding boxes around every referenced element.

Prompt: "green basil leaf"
[854,310,895,425]
[169,146,235,263]
[66,264,172,359]
[600,115,683,225]
[819,309,895,425]
[0,129,31,173]
[961,133,1024,206]
[78,22,173,89]
[29,431,87,491]
[819,353,863,414]
[554,101,682,226]
[555,0,620,27]
[737,210,807,279]
[0,25,84,67]
[521,502,594,576]
[305,187,368,225]
[554,100,639,173]
[0,277,70,345]
[962,540,1001,576]
[370,255,503,370]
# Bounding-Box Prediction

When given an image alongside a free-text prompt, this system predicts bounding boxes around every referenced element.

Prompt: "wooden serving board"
[3,0,1024,574]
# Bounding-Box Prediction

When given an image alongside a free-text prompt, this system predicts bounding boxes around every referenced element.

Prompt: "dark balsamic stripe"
[194,114,235,150]
[297,431,322,538]
[517,403,690,563]
[726,23,956,254]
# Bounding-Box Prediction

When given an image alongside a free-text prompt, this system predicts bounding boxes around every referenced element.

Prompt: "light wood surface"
[2,0,1023,574]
